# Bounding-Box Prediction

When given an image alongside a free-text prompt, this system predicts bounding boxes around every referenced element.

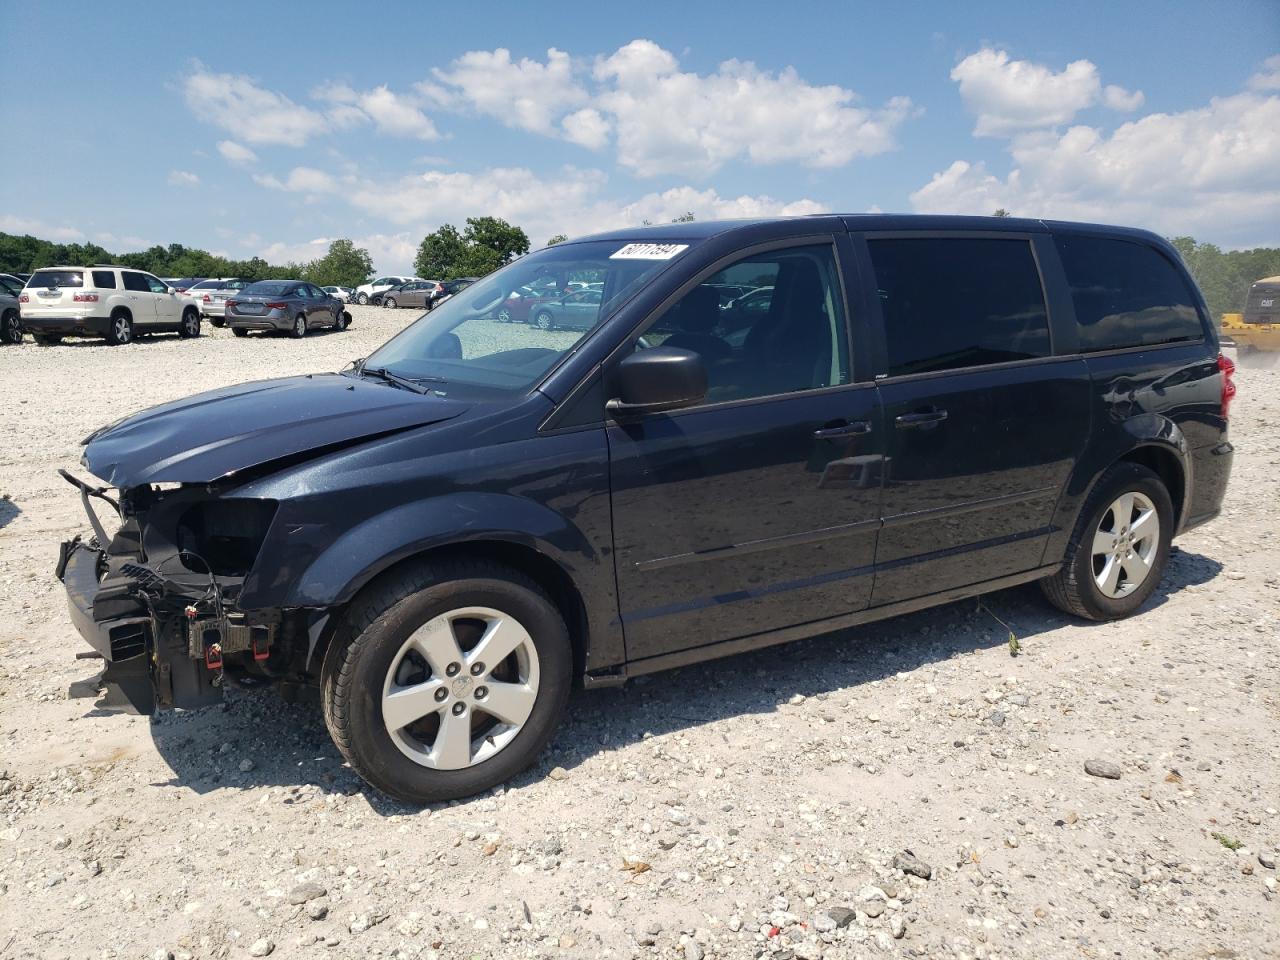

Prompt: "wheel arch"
[1115,443,1187,529]
[329,539,590,683]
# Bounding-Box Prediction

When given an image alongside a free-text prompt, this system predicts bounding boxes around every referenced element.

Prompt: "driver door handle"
[894,408,949,429]
[812,420,872,440]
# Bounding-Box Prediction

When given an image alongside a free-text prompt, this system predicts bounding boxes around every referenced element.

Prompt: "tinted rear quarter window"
[91,270,117,289]
[1055,236,1205,351]
[868,237,1050,376]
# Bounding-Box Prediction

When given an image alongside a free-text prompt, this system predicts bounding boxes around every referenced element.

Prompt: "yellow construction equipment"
[1222,274,1280,356]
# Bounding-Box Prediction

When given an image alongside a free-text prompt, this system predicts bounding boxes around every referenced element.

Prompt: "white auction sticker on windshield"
[610,243,689,260]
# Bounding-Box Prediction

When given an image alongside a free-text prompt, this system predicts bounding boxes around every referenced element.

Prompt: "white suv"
[19,266,201,345]
[353,275,417,305]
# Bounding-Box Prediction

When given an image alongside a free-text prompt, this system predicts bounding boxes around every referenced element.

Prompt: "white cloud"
[315,83,438,140]
[429,47,587,134]
[951,48,1143,136]
[253,166,339,194]
[422,40,912,176]
[184,64,329,145]
[216,140,258,165]
[592,40,913,176]
[1102,84,1145,112]
[0,215,85,242]
[1250,54,1280,91]
[911,82,1280,246]
[561,108,610,150]
[167,170,200,187]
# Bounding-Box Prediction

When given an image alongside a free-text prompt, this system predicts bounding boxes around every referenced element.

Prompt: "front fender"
[243,491,599,610]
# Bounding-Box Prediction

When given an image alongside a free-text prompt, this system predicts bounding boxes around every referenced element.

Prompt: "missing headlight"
[175,500,277,576]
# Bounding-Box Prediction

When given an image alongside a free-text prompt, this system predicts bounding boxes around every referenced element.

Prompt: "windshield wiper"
[358,366,435,394]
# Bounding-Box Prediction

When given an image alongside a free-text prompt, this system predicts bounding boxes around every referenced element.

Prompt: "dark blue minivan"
[57,215,1235,802]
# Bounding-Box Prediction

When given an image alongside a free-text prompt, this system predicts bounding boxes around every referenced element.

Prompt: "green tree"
[1171,236,1280,319]
[414,217,530,280]
[303,239,374,287]
[546,234,569,247]
[992,208,1012,217]
[671,211,696,223]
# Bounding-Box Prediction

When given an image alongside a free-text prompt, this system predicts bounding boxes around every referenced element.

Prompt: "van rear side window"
[868,237,1050,376]
[1055,237,1205,352]
[91,270,117,289]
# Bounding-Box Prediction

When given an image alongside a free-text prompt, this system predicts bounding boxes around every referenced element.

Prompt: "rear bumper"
[201,302,228,318]
[227,314,288,331]
[20,315,110,336]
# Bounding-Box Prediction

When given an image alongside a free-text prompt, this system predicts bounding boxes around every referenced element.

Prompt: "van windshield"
[359,239,695,393]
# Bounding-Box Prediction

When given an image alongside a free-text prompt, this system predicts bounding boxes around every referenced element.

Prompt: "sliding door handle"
[813,420,872,440]
[894,409,948,429]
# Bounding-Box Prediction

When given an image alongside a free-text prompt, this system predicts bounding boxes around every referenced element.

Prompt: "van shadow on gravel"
[0,496,19,531]
[143,546,1221,814]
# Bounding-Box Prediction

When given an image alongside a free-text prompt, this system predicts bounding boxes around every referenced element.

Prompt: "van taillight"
[72,293,99,302]
[1218,353,1236,419]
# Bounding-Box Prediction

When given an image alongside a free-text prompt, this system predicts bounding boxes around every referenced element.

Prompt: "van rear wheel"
[322,560,572,803]
[1041,462,1173,621]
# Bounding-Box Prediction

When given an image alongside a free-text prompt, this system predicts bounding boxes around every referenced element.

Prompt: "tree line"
[0,234,375,288]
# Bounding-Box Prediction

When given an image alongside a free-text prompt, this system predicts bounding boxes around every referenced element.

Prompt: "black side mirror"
[606,347,707,417]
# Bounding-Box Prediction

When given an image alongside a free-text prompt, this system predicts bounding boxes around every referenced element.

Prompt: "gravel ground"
[0,307,1277,960]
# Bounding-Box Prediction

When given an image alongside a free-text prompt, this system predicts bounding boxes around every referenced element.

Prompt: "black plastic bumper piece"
[59,539,157,713]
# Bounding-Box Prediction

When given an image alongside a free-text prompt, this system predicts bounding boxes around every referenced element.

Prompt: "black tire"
[337,311,352,331]
[106,310,133,346]
[210,316,226,328]
[533,310,554,330]
[322,560,573,803]
[178,308,200,338]
[33,333,62,346]
[357,293,369,305]
[232,327,249,338]
[290,314,306,339]
[384,298,397,309]
[1041,462,1174,621]
[1,309,21,345]
[496,307,512,323]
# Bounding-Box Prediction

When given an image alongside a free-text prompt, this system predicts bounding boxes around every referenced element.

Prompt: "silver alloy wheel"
[294,315,306,337]
[385,298,397,309]
[113,315,131,343]
[381,606,541,770]
[357,293,368,305]
[183,311,199,336]
[534,312,553,330]
[497,307,512,322]
[1091,491,1160,598]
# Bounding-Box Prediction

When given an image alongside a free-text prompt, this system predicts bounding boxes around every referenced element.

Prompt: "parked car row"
[369,277,478,309]
[7,266,352,345]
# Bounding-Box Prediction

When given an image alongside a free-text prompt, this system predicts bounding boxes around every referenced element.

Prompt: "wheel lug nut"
[470,662,485,676]
[451,702,466,716]
[445,662,461,677]
[434,687,448,702]
[475,686,488,700]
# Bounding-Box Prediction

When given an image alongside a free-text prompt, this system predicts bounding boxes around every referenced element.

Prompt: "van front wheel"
[322,561,572,803]
[1041,462,1173,621]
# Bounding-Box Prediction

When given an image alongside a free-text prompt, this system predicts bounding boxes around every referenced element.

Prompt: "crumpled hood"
[82,373,468,486]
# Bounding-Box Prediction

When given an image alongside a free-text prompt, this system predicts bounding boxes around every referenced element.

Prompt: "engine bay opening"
[175,499,277,576]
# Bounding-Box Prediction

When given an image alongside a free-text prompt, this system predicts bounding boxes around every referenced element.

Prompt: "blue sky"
[2,0,1277,273]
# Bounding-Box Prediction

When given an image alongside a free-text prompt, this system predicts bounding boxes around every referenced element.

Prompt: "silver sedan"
[225,280,351,339]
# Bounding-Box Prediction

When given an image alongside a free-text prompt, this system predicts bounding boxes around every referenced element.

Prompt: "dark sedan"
[225,280,351,338]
